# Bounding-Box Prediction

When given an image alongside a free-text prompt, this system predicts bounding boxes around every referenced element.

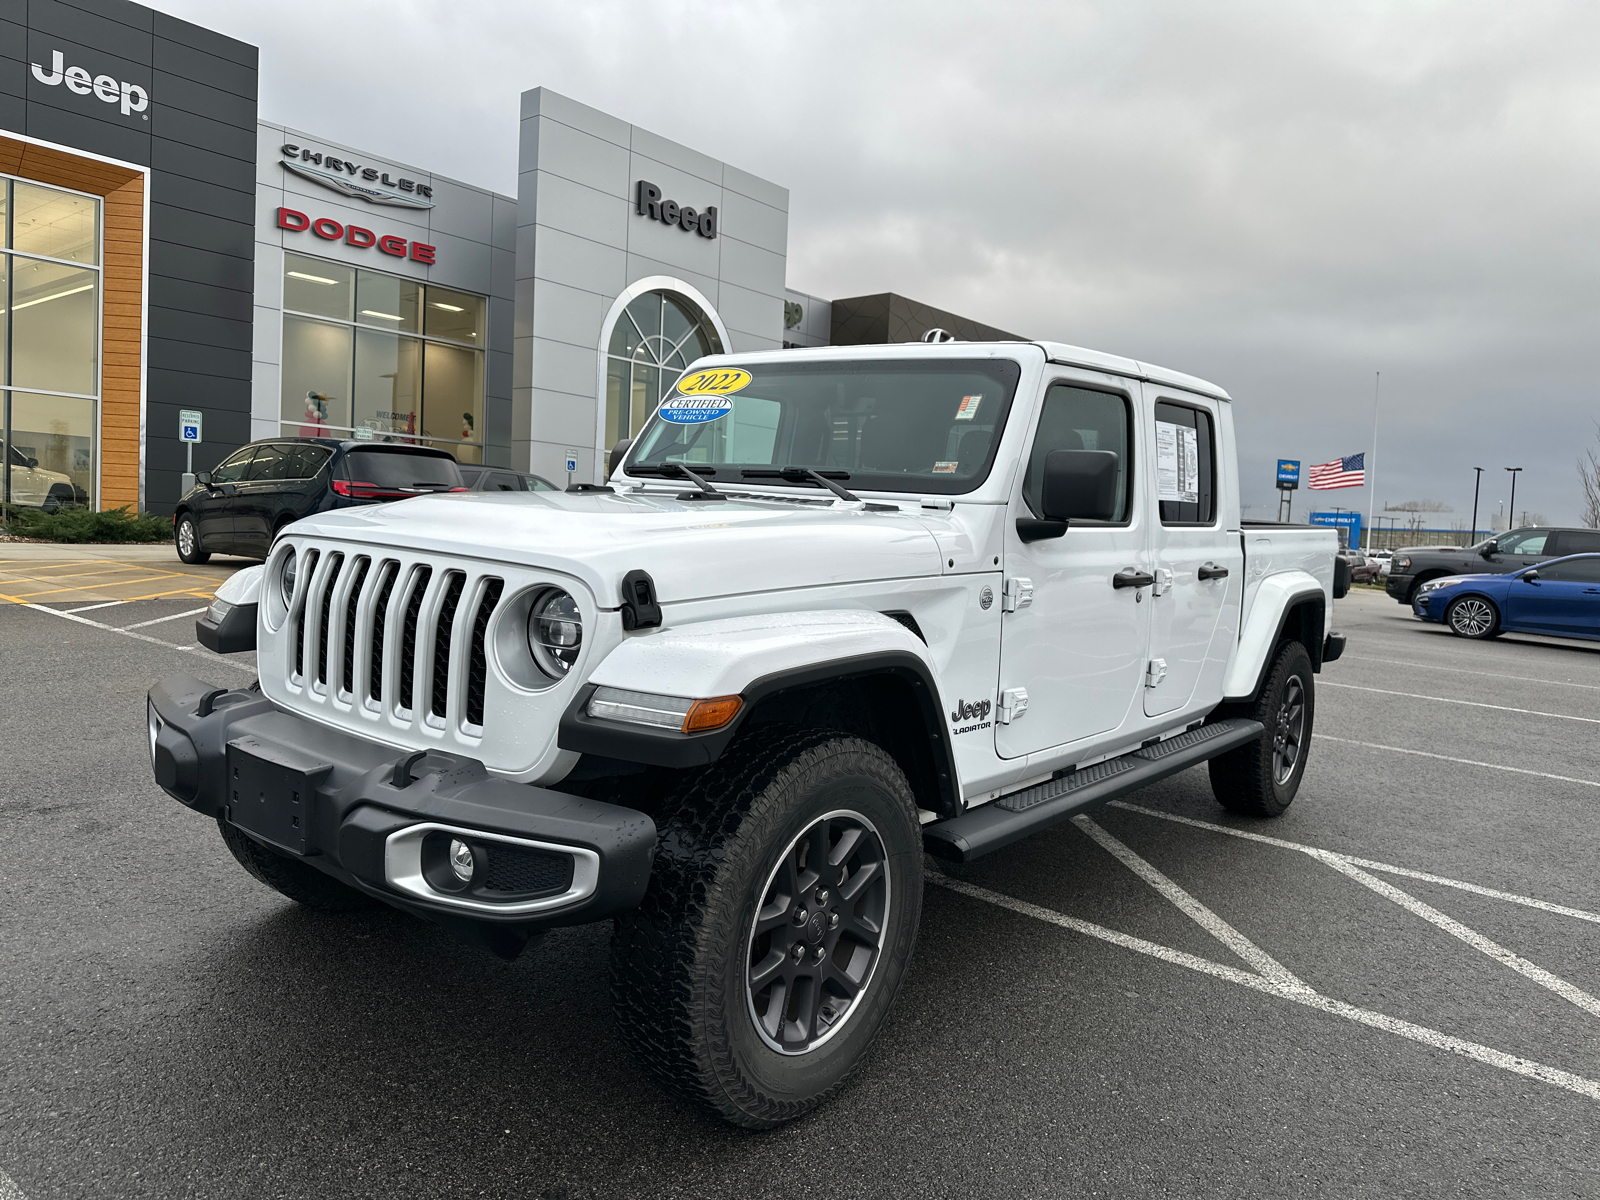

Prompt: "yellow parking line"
[3,574,181,598]
[124,587,217,600]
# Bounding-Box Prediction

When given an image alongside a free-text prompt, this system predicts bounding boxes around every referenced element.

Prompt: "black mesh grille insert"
[316,553,344,685]
[292,549,318,676]
[397,566,432,711]
[465,579,503,727]
[340,557,370,696]
[368,562,397,703]
[431,572,467,719]
[482,844,574,896]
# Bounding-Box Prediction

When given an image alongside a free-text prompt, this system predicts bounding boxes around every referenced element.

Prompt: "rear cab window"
[340,448,463,495]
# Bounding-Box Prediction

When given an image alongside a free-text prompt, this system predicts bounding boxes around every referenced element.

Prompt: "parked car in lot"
[1412,553,1600,640]
[457,465,560,493]
[173,438,464,564]
[1385,527,1600,604]
[1340,551,1381,584]
[6,443,88,511]
[150,340,1346,1129]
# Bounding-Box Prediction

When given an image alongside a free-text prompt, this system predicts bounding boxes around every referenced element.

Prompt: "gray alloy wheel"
[1272,675,1307,785]
[1446,595,1498,639]
[174,514,210,564]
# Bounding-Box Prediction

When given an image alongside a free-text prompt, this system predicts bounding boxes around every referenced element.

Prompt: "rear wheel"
[217,818,374,912]
[175,513,210,564]
[1209,640,1314,818]
[610,730,923,1128]
[1446,595,1499,639]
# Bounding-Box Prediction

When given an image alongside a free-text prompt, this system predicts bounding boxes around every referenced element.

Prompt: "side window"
[1153,401,1216,525]
[210,447,257,484]
[1023,385,1133,523]
[285,445,332,480]
[245,444,291,481]
[1539,558,1600,583]
[1550,531,1600,556]
[1500,530,1547,556]
[486,472,520,491]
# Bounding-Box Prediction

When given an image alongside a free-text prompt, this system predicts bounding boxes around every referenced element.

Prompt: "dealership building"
[2,0,1015,514]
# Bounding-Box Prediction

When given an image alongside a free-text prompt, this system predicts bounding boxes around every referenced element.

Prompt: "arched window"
[603,289,722,448]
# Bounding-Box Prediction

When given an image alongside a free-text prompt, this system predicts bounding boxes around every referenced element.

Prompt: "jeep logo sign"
[636,181,717,239]
[31,51,149,118]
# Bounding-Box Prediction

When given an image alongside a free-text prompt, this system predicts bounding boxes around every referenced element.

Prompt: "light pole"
[1505,467,1523,532]
[1470,467,1484,545]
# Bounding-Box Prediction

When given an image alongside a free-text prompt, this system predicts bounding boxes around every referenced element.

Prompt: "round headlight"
[527,588,582,679]
[280,548,298,607]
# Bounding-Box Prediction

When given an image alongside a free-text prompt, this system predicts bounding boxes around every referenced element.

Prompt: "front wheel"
[175,513,210,564]
[1209,640,1314,817]
[1446,595,1499,639]
[610,731,924,1129]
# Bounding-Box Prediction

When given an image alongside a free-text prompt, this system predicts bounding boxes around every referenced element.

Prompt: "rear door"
[996,376,1151,758]
[1505,557,1600,635]
[1142,391,1242,717]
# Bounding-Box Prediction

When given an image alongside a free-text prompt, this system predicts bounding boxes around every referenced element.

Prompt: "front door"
[1142,392,1242,717]
[1484,528,1553,573]
[233,442,291,557]
[996,379,1150,759]
[197,446,256,550]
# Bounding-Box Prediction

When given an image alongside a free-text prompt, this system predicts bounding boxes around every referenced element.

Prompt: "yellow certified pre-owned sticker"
[676,367,752,397]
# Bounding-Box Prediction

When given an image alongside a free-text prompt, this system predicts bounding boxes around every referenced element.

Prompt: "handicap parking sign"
[178,409,203,444]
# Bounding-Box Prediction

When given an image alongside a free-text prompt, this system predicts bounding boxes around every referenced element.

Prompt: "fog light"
[449,838,475,883]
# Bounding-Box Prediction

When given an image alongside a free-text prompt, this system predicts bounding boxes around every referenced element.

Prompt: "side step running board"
[923,718,1264,863]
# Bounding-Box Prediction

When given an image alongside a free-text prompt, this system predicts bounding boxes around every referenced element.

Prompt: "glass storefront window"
[283,253,354,321]
[2,175,101,511]
[279,254,486,461]
[9,257,98,395]
[603,290,721,449]
[12,181,97,264]
[281,316,353,435]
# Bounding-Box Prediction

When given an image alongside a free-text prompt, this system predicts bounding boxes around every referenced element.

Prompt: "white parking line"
[1073,815,1312,993]
[1313,733,1600,790]
[9,599,254,673]
[1343,653,1600,693]
[1322,681,1600,725]
[123,606,208,630]
[1109,801,1600,925]
[64,600,124,614]
[930,874,1600,1101]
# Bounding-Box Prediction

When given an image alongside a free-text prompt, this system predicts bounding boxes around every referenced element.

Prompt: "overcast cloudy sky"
[157,0,1600,531]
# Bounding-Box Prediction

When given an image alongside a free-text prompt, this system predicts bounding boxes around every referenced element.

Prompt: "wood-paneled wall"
[0,135,145,512]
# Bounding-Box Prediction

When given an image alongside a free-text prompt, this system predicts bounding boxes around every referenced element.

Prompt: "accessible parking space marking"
[123,606,209,630]
[934,811,1600,1102]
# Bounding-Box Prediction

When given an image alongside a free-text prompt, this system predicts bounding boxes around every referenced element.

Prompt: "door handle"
[1113,569,1155,589]
[1198,563,1230,580]
[1585,588,1600,594]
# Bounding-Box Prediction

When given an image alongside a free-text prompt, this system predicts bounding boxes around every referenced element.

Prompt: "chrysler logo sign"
[280,145,434,209]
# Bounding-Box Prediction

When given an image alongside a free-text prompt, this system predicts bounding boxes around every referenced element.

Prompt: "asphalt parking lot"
[3,568,1599,1199]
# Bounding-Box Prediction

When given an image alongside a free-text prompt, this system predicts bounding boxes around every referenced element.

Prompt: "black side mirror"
[1480,542,1496,558]
[1018,450,1120,543]
[608,438,634,478]
[195,470,213,488]
[1522,569,1539,582]
[25,456,38,468]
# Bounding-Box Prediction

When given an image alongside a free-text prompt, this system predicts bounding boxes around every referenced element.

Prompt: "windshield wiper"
[742,467,860,503]
[630,462,724,499]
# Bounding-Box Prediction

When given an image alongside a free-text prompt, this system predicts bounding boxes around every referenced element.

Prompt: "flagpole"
[1365,371,1380,551]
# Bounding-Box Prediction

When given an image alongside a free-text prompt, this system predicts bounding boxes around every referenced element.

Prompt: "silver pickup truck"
[148,339,1346,1128]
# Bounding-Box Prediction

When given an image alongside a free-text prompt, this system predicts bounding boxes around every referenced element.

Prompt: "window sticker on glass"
[1155,420,1199,504]
[658,395,736,424]
[954,394,983,421]
[932,460,959,474]
[675,367,752,396]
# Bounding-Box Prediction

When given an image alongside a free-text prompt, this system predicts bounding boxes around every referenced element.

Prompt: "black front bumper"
[1385,573,1414,602]
[148,674,656,953]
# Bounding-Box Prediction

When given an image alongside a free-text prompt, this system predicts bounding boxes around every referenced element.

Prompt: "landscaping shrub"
[1,504,171,543]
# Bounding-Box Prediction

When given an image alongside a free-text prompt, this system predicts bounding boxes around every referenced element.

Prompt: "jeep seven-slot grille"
[340,557,370,695]
[430,573,467,719]
[285,551,509,733]
[397,566,432,712]
[466,579,503,727]
[367,562,397,702]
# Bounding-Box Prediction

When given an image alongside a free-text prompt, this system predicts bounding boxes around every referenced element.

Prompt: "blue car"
[1413,553,1600,640]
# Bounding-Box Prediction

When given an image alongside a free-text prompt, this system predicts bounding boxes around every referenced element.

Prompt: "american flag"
[1308,453,1365,490]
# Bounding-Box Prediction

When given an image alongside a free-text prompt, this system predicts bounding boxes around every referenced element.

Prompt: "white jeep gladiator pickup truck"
[148,340,1346,1128]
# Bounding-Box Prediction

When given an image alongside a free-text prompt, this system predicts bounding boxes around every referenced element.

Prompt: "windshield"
[343,448,462,488]
[624,357,1023,495]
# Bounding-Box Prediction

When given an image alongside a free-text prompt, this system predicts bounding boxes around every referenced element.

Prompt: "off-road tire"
[217,817,374,912]
[1209,640,1314,818]
[1446,595,1500,639]
[175,514,210,564]
[610,730,924,1129]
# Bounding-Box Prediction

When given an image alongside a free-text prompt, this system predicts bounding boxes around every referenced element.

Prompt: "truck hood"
[287,489,946,607]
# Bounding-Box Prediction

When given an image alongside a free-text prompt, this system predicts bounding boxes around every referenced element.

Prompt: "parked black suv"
[1384,526,1600,604]
[173,439,464,564]
[456,465,560,493]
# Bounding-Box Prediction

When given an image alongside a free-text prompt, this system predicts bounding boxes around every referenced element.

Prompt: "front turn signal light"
[684,695,743,733]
